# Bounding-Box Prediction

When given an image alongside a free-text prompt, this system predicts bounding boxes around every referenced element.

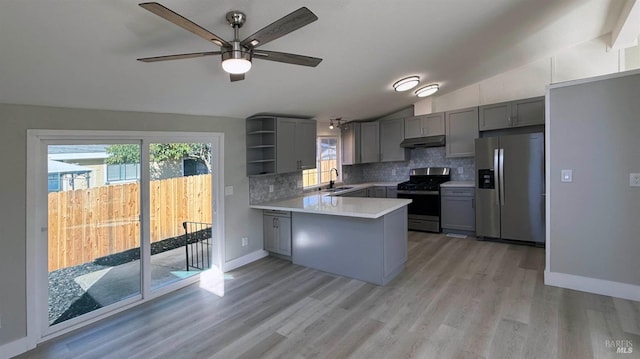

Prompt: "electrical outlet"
[391,169,396,176]
[269,185,274,193]
[561,169,573,183]
[297,180,303,188]
[630,173,640,187]
[457,167,464,174]
[241,237,248,247]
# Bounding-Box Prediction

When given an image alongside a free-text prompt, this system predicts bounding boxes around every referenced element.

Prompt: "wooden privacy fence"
[48,174,212,271]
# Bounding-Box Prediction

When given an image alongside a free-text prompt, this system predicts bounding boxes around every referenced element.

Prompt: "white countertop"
[251,182,410,219]
[440,181,475,188]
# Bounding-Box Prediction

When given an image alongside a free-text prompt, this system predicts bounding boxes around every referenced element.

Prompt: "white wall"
[0,104,262,349]
[414,35,626,114]
[546,71,640,300]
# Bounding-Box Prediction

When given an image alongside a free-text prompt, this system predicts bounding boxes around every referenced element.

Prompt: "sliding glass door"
[32,132,222,339]
[148,142,213,291]
[47,143,142,326]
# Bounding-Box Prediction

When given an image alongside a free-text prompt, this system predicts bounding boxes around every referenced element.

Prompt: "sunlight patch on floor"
[199,266,226,297]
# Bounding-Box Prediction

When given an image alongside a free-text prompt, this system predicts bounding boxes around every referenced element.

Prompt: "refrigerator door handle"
[494,148,500,205]
[499,148,505,206]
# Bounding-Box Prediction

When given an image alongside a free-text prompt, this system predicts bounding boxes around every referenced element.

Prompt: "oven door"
[396,190,440,217]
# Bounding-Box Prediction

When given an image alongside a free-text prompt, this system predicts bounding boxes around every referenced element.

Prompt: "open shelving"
[246,116,277,175]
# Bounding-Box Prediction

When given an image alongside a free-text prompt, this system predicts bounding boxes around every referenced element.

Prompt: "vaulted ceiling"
[0,0,628,121]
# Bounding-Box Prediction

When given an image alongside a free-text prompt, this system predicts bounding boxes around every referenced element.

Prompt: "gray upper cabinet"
[478,102,510,131]
[360,122,380,163]
[445,107,479,158]
[512,97,545,127]
[276,117,316,174]
[479,96,544,131]
[379,118,407,162]
[342,123,361,165]
[342,121,380,165]
[404,113,445,139]
[295,120,317,170]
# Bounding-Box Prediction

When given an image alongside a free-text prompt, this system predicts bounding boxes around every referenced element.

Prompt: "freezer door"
[475,137,501,238]
[499,133,545,243]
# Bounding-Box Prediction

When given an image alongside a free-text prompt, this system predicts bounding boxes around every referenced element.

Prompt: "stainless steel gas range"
[396,167,451,232]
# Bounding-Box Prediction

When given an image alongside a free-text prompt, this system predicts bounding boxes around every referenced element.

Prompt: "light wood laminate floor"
[16,232,640,358]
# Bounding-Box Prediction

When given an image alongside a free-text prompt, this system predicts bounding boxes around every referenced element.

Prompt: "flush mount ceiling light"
[415,84,439,97]
[393,76,420,92]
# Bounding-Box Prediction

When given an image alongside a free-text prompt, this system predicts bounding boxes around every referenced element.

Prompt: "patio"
[49,230,210,325]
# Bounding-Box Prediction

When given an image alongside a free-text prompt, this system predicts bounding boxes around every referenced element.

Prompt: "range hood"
[400,135,445,148]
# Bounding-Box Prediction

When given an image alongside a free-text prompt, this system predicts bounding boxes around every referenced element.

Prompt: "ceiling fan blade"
[139,2,230,47]
[240,7,317,49]
[137,51,221,62]
[230,73,245,82]
[253,50,322,67]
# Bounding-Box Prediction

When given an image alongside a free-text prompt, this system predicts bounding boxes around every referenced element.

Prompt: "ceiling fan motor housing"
[221,41,252,62]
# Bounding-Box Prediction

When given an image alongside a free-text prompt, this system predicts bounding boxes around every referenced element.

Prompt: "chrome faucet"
[329,168,339,189]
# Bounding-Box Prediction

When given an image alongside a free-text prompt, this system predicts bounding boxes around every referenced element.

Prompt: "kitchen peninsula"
[251,191,411,285]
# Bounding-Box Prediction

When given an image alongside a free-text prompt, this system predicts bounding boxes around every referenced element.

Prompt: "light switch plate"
[224,186,234,196]
[561,169,573,183]
[269,185,274,193]
[630,173,640,187]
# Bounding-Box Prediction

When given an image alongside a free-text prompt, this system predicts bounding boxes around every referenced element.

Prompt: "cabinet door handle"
[273,217,277,228]
[472,198,475,209]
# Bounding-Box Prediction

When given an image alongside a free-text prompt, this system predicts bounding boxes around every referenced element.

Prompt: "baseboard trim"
[0,336,36,359]
[545,270,640,301]
[223,250,268,272]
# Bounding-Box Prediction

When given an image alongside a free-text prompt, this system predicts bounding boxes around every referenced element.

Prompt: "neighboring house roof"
[48,160,93,174]
[48,145,109,161]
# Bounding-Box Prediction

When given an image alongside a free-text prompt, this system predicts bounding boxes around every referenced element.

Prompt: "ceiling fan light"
[222,58,252,74]
[415,84,439,97]
[393,76,420,92]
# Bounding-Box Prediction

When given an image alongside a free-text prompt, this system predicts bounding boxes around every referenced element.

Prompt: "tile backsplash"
[249,147,475,203]
[249,172,302,204]
[342,147,475,183]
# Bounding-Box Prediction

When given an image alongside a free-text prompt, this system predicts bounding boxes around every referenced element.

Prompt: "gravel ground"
[48,228,210,325]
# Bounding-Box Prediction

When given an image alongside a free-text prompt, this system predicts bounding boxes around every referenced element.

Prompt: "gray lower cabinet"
[440,187,475,232]
[478,96,544,131]
[445,107,479,158]
[386,186,397,198]
[367,186,387,198]
[339,188,367,197]
[263,210,292,256]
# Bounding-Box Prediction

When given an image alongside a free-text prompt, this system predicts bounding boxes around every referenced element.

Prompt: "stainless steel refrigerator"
[475,132,545,244]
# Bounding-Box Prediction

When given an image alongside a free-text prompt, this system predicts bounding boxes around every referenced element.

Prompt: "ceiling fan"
[137,2,323,82]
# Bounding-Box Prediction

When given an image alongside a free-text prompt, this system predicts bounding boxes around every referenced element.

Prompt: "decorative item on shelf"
[415,84,439,97]
[393,76,420,92]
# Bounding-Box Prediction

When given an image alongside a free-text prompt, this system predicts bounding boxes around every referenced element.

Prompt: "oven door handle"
[396,190,439,195]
